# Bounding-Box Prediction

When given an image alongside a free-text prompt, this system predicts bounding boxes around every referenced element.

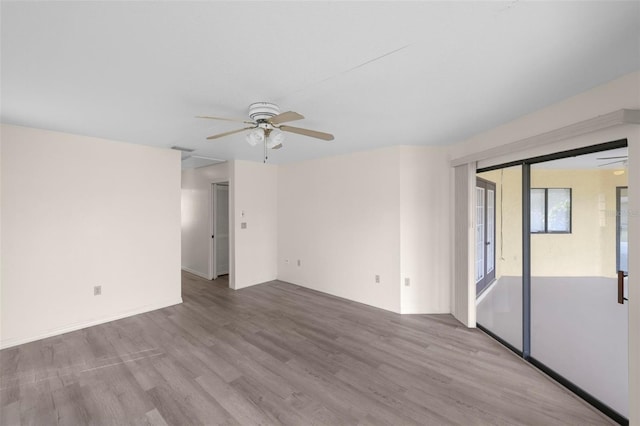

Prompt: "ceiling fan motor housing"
[249,102,280,121]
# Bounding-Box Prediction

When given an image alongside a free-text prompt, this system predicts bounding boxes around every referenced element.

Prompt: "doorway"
[210,182,229,280]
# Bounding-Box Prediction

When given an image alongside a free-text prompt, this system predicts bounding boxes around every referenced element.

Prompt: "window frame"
[530,187,572,234]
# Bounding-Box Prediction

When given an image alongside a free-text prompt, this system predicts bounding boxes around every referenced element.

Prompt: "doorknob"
[618,270,628,304]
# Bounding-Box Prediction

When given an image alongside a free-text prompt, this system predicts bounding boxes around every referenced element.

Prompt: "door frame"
[209,180,229,280]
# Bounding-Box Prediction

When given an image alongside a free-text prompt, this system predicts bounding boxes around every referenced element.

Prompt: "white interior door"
[213,184,229,277]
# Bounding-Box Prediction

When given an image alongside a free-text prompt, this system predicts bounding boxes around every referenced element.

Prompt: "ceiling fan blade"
[596,156,628,160]
[598,160,626,167]
[197,115,255,125]
[206,126,256,140]
[279,125,334,141]
[268,111,304,125]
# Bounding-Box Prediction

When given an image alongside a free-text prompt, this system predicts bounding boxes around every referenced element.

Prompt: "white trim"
[0,297,183,349]
[452,163,477,327]
[626,128,640,425]
[208,178,229,282]
[210,183,217,280]
[451,109,640,167]
[181,266,209,280]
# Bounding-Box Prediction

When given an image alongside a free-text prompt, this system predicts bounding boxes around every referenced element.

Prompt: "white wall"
[277,145,452,314]
[0,125,182,348]
[181,162,230,279]
[278,147,402,312]
[399,146,451,314]
[232,160,278,290]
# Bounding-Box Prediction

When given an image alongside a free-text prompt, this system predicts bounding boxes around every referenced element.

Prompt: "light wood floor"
[1,272,612,425]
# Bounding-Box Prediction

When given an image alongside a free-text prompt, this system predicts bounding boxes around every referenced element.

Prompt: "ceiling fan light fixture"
[245,128,264,146]
[267,129,285,149]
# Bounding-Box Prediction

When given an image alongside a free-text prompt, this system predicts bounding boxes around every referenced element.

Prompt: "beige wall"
[1,125,182,348]
[478,168,627,279]
[531,169,627,278]
[477,167,523,279]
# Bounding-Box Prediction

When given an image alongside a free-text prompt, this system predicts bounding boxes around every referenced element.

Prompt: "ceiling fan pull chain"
[264,139,268,163]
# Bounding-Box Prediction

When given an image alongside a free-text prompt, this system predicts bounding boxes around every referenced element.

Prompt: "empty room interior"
[1,2,639,425]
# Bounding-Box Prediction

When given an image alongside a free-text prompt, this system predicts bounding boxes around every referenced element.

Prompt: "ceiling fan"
[597,154,628,175]
[197,102,334,161]
[597,155,628,167]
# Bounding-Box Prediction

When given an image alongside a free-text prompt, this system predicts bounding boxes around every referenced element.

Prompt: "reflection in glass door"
[476,178,496,295]
[476,167,523,352]
[617,187,628,274]
[530,146,629,420]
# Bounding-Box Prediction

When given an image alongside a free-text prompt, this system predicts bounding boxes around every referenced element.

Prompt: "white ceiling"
[2,1,639,165]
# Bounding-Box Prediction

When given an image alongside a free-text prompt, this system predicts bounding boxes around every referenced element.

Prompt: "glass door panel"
[530,147,628,418]
[476,166,522,351]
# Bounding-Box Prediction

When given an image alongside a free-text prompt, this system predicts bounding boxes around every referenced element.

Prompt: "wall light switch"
[404,278,410,287]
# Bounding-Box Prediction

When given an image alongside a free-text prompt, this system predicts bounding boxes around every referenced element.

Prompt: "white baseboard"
[0,297,183,350]
[181,266,210,280]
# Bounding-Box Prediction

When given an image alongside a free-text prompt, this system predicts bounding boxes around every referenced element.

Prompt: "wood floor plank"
[0,272,614,425]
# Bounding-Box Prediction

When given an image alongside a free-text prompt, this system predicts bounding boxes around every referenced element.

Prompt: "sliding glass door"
[529,147,629,420]
[475,140,629,424]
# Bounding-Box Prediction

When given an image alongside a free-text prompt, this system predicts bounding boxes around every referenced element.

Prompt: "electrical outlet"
[285,259,290,264]
[375,275,380,283]
[297,259,301,267]
[405,278,410,287]
[241,222,247,229]
[94,285,102,296]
